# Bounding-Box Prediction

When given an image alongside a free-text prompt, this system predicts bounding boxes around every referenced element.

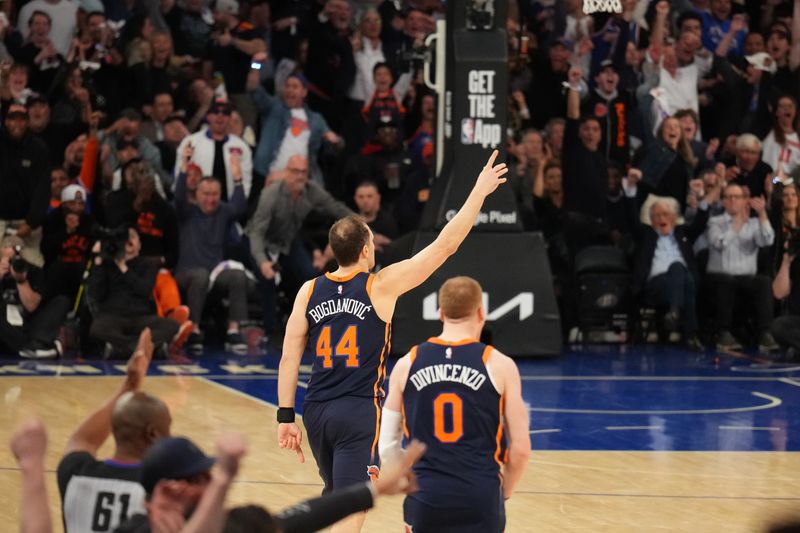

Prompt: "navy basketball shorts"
[303,396,381,494]
[403,485,505,533]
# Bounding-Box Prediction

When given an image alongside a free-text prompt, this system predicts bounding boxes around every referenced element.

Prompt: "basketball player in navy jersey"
[276,150,508,532]
[379,276,531,533]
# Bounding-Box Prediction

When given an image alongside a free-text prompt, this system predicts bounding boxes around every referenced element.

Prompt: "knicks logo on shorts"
[367,464,380,481]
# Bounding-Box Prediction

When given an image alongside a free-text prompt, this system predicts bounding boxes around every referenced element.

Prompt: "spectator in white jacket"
[173,99,253,202]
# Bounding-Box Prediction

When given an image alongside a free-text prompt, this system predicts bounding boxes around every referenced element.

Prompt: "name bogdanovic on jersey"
[307,297,373,323]
[304,271,390,403]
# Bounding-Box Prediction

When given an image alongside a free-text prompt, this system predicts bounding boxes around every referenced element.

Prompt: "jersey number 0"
[433,392,464,443]
[316,325,360,368]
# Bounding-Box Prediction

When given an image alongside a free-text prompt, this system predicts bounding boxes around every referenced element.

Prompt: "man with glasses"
[173,99,253,202]
[706,183,778,352]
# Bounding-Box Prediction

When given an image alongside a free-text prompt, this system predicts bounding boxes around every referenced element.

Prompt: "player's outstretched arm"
[64,327,154,456]
[493,350,531,500]
[372,150,507,303]
[277,280,312,463]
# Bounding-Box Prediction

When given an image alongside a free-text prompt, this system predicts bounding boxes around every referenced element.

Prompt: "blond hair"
[439,276,483,320]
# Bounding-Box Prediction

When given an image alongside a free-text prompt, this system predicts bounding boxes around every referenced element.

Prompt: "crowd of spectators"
[0,0,440,358]
[508,0,800,354]
[0,0,799,358]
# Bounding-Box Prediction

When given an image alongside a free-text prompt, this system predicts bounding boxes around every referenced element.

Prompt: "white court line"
[779,377,800,388]
[198,377,308,416]
[606,426,664,431]
[529,428,561,435]
[528,391,781,415]
[718,426,781,431]
[199,376,279,410]
[730,365,800,373]
[520,375,792,381]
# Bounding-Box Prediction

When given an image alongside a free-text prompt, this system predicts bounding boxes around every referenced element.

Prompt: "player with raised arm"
[276,150,508,532]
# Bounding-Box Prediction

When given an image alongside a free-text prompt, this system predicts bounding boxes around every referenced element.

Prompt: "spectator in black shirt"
[562,66,610,253]
[581,59,633,166]
[635,116,698,212]
[305,0,356,132]
[106,167,178,270]
[354,180,397,267]
[87,228,180,357]
[163,0,211,59]
[129,32,188,111]
[533,155,564,242]
[348,119,413,210]
[15,11,64,95]
[41,184,94,301]
[0,235,69,359]
[50,66,91,138]
[206,0,266,128]
[28,93,82,168]
[723,133,773,200]
[105,166,186,326]
[526,37,575,129]
[773,242,800,358]
[0,102,51,266]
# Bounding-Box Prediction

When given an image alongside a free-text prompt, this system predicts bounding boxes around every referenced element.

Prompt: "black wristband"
[277,407,295,423]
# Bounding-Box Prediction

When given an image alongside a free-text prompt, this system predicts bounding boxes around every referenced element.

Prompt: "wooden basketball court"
[1,346,799,532]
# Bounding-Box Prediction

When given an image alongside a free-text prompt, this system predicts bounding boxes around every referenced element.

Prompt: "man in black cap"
[581,59,633,166]
[115,433,425,533]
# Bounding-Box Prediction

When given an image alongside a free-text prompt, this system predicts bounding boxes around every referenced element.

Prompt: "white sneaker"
[19,340,61,359]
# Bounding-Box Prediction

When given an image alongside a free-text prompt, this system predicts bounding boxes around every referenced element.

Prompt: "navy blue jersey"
[402,338,504,507]
[304,271,390,403]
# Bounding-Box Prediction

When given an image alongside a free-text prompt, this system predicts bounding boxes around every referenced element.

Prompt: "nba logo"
[446,347,452,359]
[461,118,475,144]
[337,285,343,295]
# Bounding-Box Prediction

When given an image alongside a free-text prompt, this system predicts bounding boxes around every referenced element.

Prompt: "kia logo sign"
[422,292,534,321]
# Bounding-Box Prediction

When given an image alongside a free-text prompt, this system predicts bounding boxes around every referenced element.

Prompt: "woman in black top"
[635,116,698,212]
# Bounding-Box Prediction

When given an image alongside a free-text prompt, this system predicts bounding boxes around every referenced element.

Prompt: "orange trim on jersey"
[366,273,375,297]
[401,401,410,439]
[306,278,316,301]
[493,395,505,468]
[482,345,494,365]
[371,395,381,463]
[409,345,418,364]
[427,337,479,347]
[324,270,366,283]
[370,322,391,459]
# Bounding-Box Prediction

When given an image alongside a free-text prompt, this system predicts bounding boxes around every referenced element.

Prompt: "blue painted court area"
[3,344,800,452]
